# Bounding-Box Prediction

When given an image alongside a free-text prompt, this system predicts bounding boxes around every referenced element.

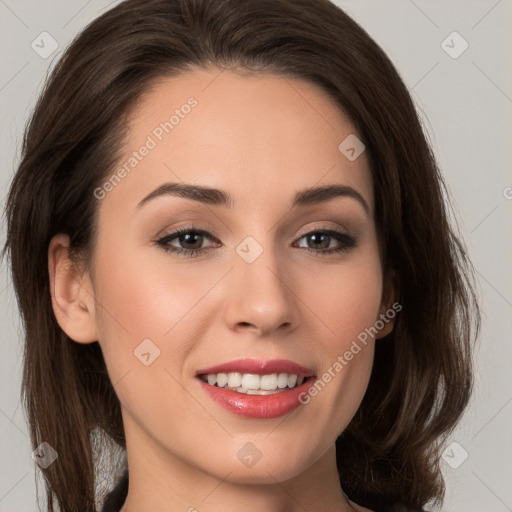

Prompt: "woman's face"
[72,67,394,487]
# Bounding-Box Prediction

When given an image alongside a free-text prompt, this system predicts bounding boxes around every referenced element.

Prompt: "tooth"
[277,373,289,389]
[288,374,297,388]
[227,372,242,388]
[205,372,304,391]
[241,373,261,390]
[217,373,228,387]
[247,389,281,395]
[260,373,278,390]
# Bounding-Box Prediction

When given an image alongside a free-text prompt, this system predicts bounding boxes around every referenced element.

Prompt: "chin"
[196,441,316,485]
[218,462,307,485]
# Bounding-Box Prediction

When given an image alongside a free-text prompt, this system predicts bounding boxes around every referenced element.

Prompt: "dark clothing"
[101,472,128,512]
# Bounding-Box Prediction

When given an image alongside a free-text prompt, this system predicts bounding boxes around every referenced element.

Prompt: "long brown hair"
[2,0,480,510]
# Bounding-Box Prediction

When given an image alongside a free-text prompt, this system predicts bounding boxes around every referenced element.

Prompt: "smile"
[196,359,316,419]
[199,372,305,394]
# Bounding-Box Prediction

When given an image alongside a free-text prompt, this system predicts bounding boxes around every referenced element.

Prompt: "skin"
[48,66,394,512]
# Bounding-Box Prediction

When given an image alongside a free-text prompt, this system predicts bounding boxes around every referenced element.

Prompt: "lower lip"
[197,377,316,419]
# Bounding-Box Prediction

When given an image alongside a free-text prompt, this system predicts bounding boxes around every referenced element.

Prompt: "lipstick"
[196,358,316,419]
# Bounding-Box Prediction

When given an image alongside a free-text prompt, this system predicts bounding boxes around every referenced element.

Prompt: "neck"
[118,414,358,512]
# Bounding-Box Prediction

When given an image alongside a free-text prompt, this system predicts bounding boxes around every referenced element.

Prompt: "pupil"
[181,233,202,249]
[310,233,329,249]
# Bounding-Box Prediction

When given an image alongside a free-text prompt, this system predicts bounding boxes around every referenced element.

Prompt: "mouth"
[198,372,307,395]
[195,359,316,419]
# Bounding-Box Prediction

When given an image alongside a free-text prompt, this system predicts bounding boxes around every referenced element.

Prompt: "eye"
[155,225,358,258]
[155,226,219,258]
[294,226,358,256]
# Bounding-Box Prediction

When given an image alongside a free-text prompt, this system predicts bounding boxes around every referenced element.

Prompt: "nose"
[223,240,300,337]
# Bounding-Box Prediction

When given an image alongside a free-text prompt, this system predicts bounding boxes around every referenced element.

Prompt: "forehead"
[98,66,373,217]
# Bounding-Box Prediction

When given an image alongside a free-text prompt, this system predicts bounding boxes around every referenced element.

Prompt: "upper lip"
[196,358,315,377]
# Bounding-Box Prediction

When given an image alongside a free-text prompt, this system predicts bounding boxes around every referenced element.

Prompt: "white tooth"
[241,373,261,390]
[217,373,228,387]
[211,372,302,390]
[227,372,242,388]
[260,373,278,390]
[247,388,281,395]
[277,373,289,389]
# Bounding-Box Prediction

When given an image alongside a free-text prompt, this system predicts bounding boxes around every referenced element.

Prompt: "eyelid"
[156,225,220,246]
[295,223,350,239]
[155,219,218,238]
[154,222,358,260]
[157,222,350,244]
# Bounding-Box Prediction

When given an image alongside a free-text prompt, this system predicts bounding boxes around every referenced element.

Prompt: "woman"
[2,0,480,511]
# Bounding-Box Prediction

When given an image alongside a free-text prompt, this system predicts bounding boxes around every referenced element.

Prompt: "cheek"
[299,250,384,347]
[91,242,227,392]
[297,248,383,430]
[93,247,208,339]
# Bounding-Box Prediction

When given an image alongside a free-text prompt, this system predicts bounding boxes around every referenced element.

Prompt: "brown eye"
[156,227,218,257]
[173,231,205,250]
[295,228,358,256]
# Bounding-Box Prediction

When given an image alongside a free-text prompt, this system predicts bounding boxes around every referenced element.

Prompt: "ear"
[375,269,399,340]
[48,233,98,344]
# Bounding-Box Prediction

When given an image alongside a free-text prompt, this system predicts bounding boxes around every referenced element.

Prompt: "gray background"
[1,0,511,511]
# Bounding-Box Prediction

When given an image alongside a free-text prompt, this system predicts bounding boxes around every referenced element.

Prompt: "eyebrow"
[137,182,369,214]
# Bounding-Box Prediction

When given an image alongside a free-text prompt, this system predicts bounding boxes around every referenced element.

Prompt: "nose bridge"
[236,232,288,302]
[226,232,297,334]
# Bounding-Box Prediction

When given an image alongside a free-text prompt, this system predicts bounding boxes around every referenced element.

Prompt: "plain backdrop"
[1,1,511,511]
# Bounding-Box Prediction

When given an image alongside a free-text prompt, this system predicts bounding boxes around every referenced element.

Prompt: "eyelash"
[155,225,358,258]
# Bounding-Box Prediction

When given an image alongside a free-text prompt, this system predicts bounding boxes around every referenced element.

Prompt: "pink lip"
[196,358,316,419]
[196,358,314,377]
[197,378,316,419]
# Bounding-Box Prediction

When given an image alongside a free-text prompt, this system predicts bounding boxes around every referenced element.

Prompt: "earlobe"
[375,270,399,340]
[375,309,395,339]
[48,233,98,344]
